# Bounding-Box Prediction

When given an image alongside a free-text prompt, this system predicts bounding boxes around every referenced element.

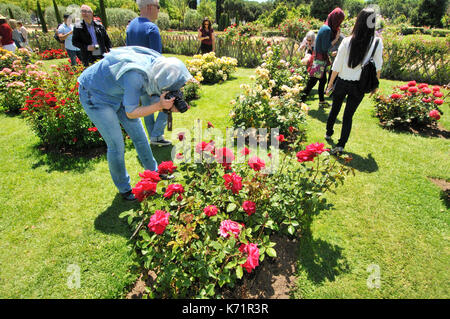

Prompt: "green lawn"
[0,56,448,298]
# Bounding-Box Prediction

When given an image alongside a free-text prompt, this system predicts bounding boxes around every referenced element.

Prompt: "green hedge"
[382,34,449,85]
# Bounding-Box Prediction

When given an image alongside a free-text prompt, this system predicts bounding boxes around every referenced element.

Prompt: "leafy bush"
[107,27,127,47]
[122,135,351,297]
[310,0,344,21]
[381,34,450,85]
[373,81,447,129]
[106,8,138,28]
[278,18,311,42]
[0,3,32,24]
[181,79,201,102]
[186,52,237,84]
[44,5,66,29]
[184,9,203,31]
[28,31,62,52]
[156,12,170,31]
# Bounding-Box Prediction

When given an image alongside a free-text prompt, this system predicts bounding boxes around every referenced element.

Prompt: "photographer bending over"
[77,46,192,200]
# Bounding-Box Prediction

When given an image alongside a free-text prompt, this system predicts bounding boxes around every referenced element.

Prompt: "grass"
[0,55,448,298]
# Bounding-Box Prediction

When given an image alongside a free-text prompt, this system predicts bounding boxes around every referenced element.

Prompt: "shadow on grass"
[28,143,106,173]
[308,106,342,124]
[298,227,350,284]
[94,193,139,238]
[326,140,379,173]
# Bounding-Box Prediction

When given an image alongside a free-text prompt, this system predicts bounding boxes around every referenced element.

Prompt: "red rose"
[288,126,295,133]
[239,243,259,273]
[433,91,444,98]
[399,85,409,91]
[432,86,440,92]
[434,99,444,105]
[163,183,184,199]
[148,210,170,235]
[408,87,418,93]
[204,205,218,217]
[429,109,441,120]
[296,149,315,162]
[407,81,417,87]
[242,200,256,216]
[139,170,161,183]
[240,147,250,156]
[158,161,177,174]
[276,134,285,142]
[132,180,157,202]
[178,132,185,141]
[88,127,98,132]
[422,97,432,103]
[422,88,432,94]
[418,83,428,89]
[248,156,266,171]
[223,172,243,194]
[207,121,214,128]
[391,93,403,99]
[306,142,329,155]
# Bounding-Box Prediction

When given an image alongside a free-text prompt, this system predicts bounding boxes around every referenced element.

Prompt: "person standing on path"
[126,0,172,147]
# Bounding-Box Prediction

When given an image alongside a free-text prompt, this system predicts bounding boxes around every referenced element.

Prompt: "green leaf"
[287,225,295,235]
[266,247,277,258]
[236,265,243,279]
[226,202,237,213]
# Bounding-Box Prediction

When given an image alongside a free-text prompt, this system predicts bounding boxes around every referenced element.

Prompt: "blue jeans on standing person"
[66,49,81,66]
[141,95,168,142]
[79,85,158,194]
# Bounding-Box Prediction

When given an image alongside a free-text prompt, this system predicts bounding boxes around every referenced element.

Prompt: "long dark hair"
[348,8,376,68]
[201,18,211,31]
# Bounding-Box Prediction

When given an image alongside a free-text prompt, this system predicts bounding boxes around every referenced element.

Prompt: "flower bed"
[373,81,447,129]
[121,131,351,298]
[186,52,237,84]
[39,49,68,60]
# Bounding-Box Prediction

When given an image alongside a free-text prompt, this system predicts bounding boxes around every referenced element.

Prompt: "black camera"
[164,90,188,113]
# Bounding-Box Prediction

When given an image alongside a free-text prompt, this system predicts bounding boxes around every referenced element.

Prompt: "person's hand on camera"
[159,91,176,112]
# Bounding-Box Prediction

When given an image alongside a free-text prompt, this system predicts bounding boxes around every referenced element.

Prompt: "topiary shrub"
[184,9,203,31]
[106,8,138,28]
[156,12,170,31]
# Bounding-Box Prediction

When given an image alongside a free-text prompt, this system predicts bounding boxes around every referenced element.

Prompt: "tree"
[310,0,344,21]
[52,0,62,25]
[99,0,108,28]
[36,0,48,33]
[411,0,448,27]
[188,0,197,10]
[216,0,223,30]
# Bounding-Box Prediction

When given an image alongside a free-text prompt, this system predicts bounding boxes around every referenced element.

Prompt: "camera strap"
[167,111,173,131]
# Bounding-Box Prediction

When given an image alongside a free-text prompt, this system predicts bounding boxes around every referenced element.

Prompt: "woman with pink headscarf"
[300,8,345,108]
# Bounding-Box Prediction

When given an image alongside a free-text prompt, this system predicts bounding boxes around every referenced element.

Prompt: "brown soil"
[407,123,450,139]
[126,234,299,299]
[428,177,450,205]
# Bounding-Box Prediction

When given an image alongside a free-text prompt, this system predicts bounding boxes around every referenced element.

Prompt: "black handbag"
[359,38,379,93]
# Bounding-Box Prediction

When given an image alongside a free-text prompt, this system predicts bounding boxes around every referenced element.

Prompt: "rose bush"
[186,52,238,84]
[121,128,352,298]
[230,44,309,139]
[20,64,106,151]
[373,81,447,129]
[39,49,68,60]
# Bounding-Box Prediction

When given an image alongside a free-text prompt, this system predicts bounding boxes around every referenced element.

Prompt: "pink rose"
[306,142,329,155]
[242,201,256,216]
[215,147,235,166]
[239,243,259,273]
[204,205,218,217]
[240,147,250,156]
[195,141,214,154]
[148,210,170,235]
[219,220,242,238]
[429,109,441,120]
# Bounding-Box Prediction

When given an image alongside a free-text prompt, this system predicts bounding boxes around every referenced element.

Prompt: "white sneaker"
[331,146,344,155]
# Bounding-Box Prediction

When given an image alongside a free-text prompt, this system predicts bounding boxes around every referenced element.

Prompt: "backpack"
[359,38,380,93]
[54,24,64,43]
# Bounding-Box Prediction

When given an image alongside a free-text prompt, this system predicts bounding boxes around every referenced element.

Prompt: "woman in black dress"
[197,18,215,54]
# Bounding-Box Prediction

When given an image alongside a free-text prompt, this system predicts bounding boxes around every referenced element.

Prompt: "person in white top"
[325,8,383,154]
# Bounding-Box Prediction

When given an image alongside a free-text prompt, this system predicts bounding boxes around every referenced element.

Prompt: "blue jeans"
[66,49,81,66]
[141,95,168,141]
[79,85,158,193]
